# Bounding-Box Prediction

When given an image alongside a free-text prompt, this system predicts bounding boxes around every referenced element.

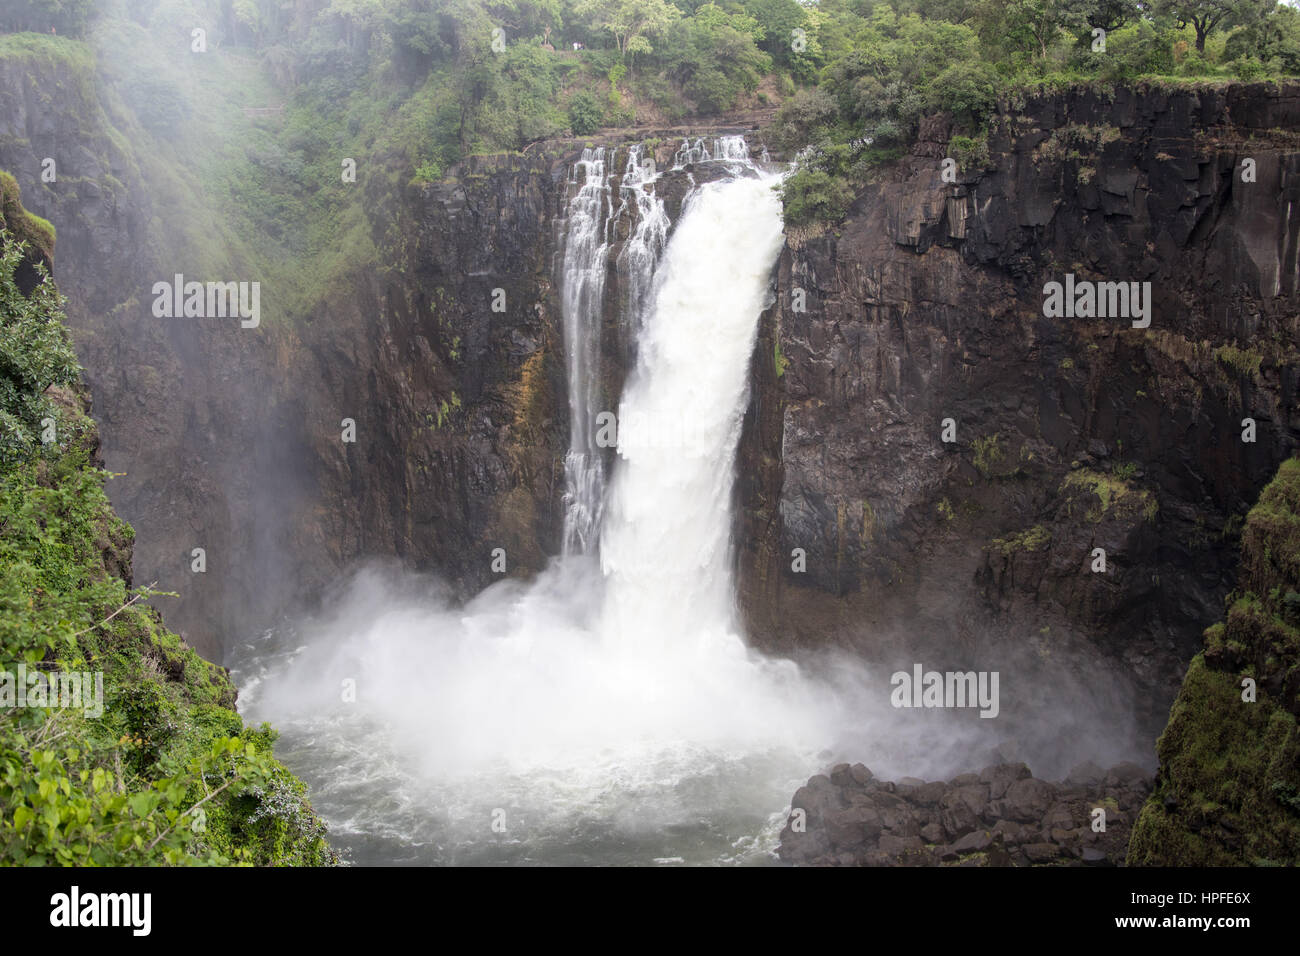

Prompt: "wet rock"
[979,763,1033,800]
[940,784,989,838]
[1003,778,1055,823]
[951,829,994,854]
[829,763,855,788]
[1023,842,1060,863]
[825,806,883,848]
[1065,761,1105,786]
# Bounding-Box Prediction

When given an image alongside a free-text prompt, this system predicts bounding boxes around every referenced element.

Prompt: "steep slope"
[1128,455,1300,865]
[738,83,1300,754]
[0,175,333,865]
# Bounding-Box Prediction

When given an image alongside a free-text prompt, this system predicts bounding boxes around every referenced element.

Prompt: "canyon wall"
[0,40,575,658]
[738,82,1300,746]
[7,25,1300,759]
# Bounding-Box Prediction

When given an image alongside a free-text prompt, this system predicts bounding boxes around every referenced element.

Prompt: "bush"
[568,90,605,135]
[0,236,79,467]
[780,166,856,227]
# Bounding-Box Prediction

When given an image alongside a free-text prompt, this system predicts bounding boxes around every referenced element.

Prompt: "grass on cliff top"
[0,31,95,69]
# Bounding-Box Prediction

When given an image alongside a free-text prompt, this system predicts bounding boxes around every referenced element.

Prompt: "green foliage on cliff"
[772,0,1300,226]
[0,224,73,466]
[1128,457,1300,865]
[0,171,54,263]
[0,0,97,38]
[0,222,336,866]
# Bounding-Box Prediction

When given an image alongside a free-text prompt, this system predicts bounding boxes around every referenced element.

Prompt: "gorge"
[3,0,1300,870]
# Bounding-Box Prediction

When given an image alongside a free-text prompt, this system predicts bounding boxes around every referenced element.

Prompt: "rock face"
[1128,457,1300,865]
[738,83,1300,754]
[779,761,1151,866]
[0,34,761,661]
[0,41,575,657]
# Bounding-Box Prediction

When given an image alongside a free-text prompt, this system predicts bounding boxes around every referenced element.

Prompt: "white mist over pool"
[236,152,857,865]
[235,143,1132,865]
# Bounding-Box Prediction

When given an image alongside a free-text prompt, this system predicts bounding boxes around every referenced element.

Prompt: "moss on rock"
[1128,458,1300,865]
[0,171,55,263]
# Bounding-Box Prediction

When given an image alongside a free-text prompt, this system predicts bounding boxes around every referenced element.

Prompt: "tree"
[579,0,680,60]
[1000,0,1093,58]
[1153,0,1274,52]
[1088,0,1139,32]
[1225,3,1300,72]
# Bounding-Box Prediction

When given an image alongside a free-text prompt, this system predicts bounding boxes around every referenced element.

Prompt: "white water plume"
[239,152,860,864]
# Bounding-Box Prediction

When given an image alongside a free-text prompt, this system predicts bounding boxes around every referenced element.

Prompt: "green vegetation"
[1213,343,1264,378]
[1061,466,1156,522]
[7,0,1293,280]
[971,432,1003,478]
[1130,458,1300,864]
[767,0,1300,226]
[0,0,96,37]
[0,213,334,865]
[0,171,55,262]
[991,524,1051,556]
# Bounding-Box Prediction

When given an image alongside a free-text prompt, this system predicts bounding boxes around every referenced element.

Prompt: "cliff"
[738,82,1300,755]
[0,175,333,865]
[1128,455,1300,865]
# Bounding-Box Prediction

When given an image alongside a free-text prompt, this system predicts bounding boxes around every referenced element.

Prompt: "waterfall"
[672,134,751,168]
[240,138,854,866]
[616,145,669,333]
[557,148,614,555]
[600,168,785,653]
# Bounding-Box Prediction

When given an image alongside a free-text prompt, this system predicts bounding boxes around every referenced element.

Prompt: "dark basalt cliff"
[0,42,746,659]
[738,83,1300,750]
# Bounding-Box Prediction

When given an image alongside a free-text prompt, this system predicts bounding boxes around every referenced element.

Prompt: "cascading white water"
[673,134,751,168]
[236,141,874,865]
[600,171,783,654]
[615,145,669,332]
[558,147,613,555]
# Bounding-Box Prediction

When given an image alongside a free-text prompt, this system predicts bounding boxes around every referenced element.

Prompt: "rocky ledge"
[779,761,1152,866]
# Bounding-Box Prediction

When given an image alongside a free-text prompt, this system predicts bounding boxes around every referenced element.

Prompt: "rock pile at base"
[778,761,1152,866]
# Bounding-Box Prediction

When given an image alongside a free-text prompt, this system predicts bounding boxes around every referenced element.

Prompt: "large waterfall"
[237,140,860,866]
[600,171,784,653]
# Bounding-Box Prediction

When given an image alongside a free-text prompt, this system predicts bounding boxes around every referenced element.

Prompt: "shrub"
[568,90,605,135]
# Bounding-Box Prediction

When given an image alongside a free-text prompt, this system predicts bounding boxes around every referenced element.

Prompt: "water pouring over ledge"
[235,141,870,865]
